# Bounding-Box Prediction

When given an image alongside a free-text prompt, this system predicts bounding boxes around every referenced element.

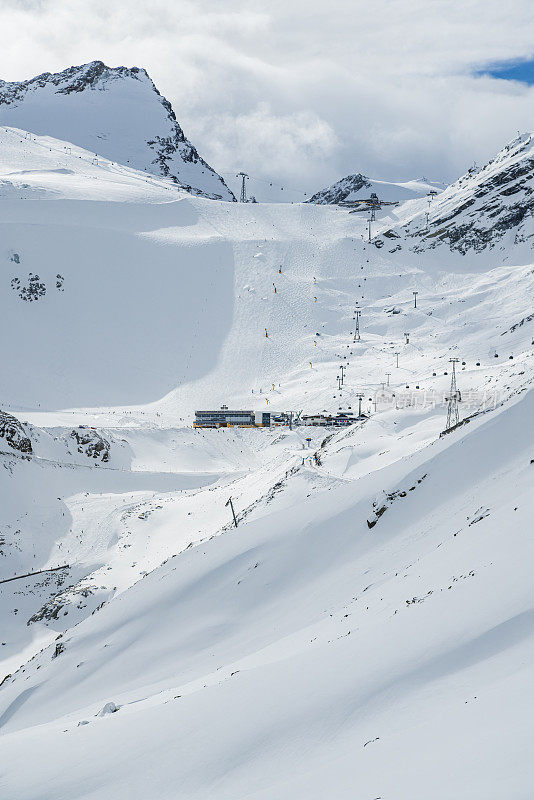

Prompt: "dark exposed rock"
[502,313,534,335]
[0,411,32,454]
[52,642,65,658]
[70,427,110,462]
[367,474,427,529]
[10,273,46,301]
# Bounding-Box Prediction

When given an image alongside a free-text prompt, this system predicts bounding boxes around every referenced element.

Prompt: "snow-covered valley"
[0,122,533,800]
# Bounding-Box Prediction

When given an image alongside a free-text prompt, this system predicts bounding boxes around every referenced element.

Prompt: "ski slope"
[0,125,533,800]
[1,390,532,800]
[1,126,531,418]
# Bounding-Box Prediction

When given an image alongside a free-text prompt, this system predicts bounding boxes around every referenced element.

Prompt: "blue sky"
[479,59,534,84]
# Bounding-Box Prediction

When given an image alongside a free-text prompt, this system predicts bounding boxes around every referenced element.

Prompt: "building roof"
[195,410,254,415]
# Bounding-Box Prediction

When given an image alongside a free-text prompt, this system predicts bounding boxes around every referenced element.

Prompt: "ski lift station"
[301,411,364,427]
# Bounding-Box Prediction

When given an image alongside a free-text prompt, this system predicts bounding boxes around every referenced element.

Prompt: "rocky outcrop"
[70,427,110,462]
[0,411,32,454]
[307,174,371,204]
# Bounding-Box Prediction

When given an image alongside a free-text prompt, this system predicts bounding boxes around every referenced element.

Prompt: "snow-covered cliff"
[385,133,534,255]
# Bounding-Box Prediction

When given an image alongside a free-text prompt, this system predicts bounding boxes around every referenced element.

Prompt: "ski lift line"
[0,446,196,478]
[0,564,70,586]
[3,126,183,196]
[221,172,310,196]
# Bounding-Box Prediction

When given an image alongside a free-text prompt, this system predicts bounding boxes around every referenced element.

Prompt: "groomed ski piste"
[0,125,533,800]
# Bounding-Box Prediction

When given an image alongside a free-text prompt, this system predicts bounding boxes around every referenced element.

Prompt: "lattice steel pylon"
[445,358,460,429]
[353,309,362,342]
[236,172,249,203]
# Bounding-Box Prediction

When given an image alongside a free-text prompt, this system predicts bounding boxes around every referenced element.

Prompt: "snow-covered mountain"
[308,173,445,204]
[0,61,235,201]
[0,126,533,800]
[381,133,534,256]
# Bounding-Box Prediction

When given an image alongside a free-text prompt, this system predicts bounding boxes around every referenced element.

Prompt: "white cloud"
[197,103,339,184]
[1,0,534,191]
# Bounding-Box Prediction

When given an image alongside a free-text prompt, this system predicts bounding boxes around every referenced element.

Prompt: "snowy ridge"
[0,126,192,202]
[0,61,235,201]
[382,132,534,255]
[308,173,445,204]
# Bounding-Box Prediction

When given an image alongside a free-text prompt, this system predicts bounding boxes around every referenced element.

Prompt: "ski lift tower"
[353,308,362,342]
[236,172,249,203]
[355,392,365,419]
[367,193,380,241]
[444,358,461,430]
[347,192,399,240]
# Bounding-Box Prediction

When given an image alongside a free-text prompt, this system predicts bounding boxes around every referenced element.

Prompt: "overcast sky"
[1,0,534,194]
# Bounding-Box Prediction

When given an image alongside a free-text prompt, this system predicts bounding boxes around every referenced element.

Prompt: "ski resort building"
[194,407,269,428]
[301,412,362,427]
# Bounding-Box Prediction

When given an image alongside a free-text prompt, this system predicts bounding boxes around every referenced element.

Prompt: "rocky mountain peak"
[307,174,371,204]
[0,61,235,201]
[386,132,534,256]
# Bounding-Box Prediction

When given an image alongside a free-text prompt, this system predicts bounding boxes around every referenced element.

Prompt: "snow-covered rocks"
[308,173,444,204]
[308,173,371,204]
[70,427,111,463]
[0,411,32,454]
[387,133,534,255]
[98,701,119,716]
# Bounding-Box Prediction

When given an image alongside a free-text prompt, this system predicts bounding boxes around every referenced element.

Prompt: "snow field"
[0,126,533,799]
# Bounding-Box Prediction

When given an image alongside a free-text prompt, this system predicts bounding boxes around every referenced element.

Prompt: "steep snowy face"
[0,61,235,201]
[308,173,445,205]
[390,133,534,255]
